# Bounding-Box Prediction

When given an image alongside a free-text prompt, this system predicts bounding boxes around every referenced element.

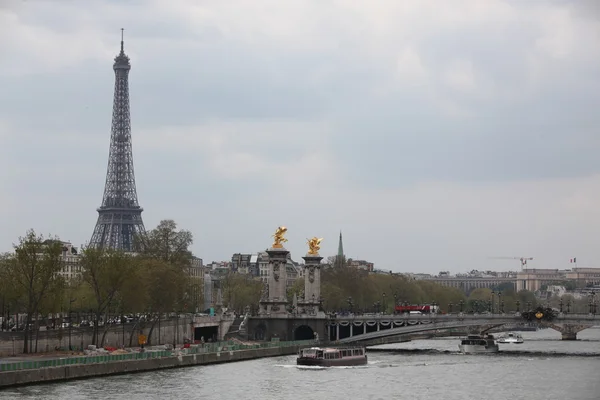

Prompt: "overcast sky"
[1,0,599,274]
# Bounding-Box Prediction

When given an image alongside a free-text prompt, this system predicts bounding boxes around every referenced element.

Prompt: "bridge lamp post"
[566,299,571,313]
[500,300,505,314]
[491,291,495,314]
[487,299,492,313]
[497,292,502,314]
[559,298,563,313]
[382,292,386,314]
[515,300,520,312]
[347,297,353,313]
[459,300,464,313]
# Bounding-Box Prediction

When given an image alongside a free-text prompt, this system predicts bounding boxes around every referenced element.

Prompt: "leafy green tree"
[287,278,305,302]
[221,273,262,313]
[136,220,193,268]
[516,290,537,310]
[3,231,65,353]
[79,247,137,346]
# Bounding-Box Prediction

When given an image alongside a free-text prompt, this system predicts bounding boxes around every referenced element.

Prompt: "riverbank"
[0,340,314,389]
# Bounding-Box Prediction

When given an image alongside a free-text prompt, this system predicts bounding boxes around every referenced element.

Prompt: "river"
[2,328,599,400]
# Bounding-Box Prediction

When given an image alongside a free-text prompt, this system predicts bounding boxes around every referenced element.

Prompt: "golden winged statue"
[307,237,323,255]
[271,226,288,248]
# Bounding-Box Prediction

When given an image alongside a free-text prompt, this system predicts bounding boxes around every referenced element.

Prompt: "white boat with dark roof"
[296,346,367,366]
[458,334,499,354]
[497,332,524,344]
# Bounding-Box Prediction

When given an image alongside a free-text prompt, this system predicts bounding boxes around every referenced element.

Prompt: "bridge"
[244,237,599,344]
[329,312,600,343]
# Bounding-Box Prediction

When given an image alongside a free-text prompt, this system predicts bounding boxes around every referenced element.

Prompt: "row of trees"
[0,220,201,353]
[313,265,546,314]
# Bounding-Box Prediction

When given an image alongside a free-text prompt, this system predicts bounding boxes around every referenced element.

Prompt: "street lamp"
[459,300,464,313]
[347,297,353,313]
[500,300,505,314]
[516,300,520,312]
[487,299,492,313]
[382,292,386,314]
[559,298,564,313]
[497,292,502,314]
[68,297,76,351]
[566,299,571,313]
[491,291,496,314]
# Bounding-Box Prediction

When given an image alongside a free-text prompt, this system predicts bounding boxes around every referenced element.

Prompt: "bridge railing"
[0,339,317,373]
[331,312,599,321]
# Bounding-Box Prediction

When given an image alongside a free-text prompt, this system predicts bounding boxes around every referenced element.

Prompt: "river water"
[2,328,599,400]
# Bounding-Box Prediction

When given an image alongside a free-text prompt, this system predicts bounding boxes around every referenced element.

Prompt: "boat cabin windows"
[324,352,341,359]
[300,349,317,357]
[338,348,365,357]
[461,339,488,346]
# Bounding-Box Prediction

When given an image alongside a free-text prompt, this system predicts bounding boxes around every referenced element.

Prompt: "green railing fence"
[0,340,316,372]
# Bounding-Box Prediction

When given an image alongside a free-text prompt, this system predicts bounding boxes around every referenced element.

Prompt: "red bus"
[394,304,439,314]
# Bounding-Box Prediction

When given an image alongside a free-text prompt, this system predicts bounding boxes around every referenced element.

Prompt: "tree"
[3,231,65,353]
[221,273,262,313]
[136,220,193,268]
[516,290,537,310]
[287,278,305,302]
[132,258,188,345]
[79,247,137,346]
[326,255,347,269]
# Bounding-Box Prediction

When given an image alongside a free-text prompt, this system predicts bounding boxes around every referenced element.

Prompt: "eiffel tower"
[90,29,145,252]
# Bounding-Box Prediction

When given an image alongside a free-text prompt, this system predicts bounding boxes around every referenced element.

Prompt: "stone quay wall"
[0,318,193,357]
[0,342,311,388]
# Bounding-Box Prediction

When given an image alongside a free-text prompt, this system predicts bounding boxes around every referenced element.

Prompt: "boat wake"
[369,348,455,355]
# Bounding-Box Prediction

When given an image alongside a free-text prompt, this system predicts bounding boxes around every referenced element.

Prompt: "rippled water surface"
[2,329,599,400]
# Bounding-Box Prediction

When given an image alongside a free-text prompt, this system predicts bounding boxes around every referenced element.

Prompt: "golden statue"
[307,237,323,255]
[271,226,288,248]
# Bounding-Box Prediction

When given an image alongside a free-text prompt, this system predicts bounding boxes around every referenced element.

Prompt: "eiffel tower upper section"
[90,30,145,252]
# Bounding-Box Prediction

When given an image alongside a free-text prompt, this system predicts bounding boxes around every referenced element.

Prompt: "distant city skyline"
[1,1,599,273]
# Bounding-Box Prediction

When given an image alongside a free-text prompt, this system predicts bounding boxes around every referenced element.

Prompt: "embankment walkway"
[0,340,315,389]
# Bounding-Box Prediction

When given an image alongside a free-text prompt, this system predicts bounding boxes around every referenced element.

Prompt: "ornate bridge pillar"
[259,247,289,316]
[298,237,324,317]
[302,254,322,313]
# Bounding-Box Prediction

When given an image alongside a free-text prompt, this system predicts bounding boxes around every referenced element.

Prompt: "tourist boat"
[458,334,499,354]
[497,332,524,344]
[296,346,367,366]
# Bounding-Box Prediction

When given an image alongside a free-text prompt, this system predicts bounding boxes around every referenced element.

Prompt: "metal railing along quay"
[0,339,317,372]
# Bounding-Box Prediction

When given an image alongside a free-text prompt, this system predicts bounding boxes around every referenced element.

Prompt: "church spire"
[337,231,344,258]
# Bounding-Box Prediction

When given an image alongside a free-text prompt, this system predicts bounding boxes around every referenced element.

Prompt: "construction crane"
[489,256,533,269]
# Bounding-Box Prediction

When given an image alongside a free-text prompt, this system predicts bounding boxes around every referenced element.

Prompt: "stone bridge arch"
[294,325,315,341]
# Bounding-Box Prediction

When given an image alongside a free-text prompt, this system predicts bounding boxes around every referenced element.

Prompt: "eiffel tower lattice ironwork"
[90,29,145,252]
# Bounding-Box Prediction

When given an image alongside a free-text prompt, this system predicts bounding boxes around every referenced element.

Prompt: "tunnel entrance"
[194,326,218,343]
[294,325,315,340]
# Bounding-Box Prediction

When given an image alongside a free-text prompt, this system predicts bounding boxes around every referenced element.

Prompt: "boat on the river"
[296,346,367,366]
[458,334,499,354]
[497,332,524,344]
